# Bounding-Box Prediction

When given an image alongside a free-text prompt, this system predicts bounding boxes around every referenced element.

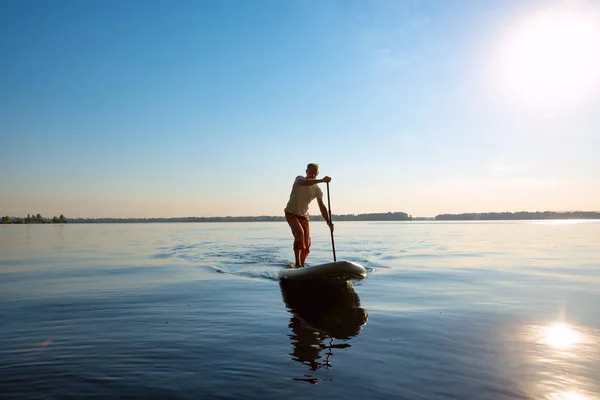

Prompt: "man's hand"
[328,221,334,232]
[322,176,332,183]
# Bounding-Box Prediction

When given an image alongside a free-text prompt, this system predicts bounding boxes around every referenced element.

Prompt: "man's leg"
[299,218,310,266]
[285,212,305,267]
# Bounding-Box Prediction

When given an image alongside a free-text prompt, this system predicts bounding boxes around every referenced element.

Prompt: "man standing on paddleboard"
[284,163,334,268]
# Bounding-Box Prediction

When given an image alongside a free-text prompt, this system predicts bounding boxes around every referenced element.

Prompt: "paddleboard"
[279,260,367,281]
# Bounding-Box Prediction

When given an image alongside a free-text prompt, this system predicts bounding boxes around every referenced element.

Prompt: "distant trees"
[4,211,598,224]
[25,214,46,223]
[67,212,412,223]
[435,211,600,220]
[313,212,411,221]
[0,214,69,224]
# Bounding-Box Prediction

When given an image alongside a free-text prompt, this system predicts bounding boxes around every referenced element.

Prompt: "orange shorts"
[285,212,311,254]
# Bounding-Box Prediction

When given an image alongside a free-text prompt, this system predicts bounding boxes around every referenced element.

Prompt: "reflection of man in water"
[280,280,368,382]
[288,316,329,371]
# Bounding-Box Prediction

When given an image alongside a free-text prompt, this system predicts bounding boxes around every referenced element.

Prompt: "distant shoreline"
[3,211,599,224]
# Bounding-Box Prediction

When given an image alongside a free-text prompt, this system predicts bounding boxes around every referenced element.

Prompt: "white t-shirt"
[284,176,324,217]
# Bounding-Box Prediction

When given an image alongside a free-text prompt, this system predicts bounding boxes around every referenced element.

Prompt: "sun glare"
[545,323,579,349]
[494,4,600,110]
[552,392,589,400]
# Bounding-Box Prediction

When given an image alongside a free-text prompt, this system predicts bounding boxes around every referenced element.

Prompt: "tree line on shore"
[434,211,600,220]
[65,212,412,223]
[1,214,68,224]
[2,211,598,224]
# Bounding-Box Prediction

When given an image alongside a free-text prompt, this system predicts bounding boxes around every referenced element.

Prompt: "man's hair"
[307,163,319,170]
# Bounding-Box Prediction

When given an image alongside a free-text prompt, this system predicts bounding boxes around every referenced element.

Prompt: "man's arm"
[317,198,334,231]
[299,176,331,186]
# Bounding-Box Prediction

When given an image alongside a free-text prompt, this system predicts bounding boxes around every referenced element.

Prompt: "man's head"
[306,163,319,179]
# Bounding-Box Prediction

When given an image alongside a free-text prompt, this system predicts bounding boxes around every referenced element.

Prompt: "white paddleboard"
[279,260,367,281]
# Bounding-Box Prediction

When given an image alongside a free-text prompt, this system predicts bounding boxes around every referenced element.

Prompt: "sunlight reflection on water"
[2,221,600,399]
[550,392,589,400]
[516,320,600,400]
[533,220,600,225]
[545,323,580,349]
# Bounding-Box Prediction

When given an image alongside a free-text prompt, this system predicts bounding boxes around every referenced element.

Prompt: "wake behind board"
[279,260,367,281]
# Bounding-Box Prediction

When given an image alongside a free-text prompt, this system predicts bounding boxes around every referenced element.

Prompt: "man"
[284,163,334,268]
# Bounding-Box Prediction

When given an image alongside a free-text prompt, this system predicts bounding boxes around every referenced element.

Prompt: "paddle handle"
[326,182,336,262]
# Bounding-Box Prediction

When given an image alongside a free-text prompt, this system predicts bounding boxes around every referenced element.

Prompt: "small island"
[1,214,69,224]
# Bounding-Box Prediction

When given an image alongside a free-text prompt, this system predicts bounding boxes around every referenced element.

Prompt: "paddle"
[326,182,337,262]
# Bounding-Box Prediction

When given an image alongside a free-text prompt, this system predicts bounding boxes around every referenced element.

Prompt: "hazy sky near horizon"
[2,0,599,218]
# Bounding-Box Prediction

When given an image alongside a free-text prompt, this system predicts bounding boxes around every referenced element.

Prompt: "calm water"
[1,221,599,399]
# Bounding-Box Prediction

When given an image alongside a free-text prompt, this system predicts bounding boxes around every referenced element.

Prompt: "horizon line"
[4,210,600,220]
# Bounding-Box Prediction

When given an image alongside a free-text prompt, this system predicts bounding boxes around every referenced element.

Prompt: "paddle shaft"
[326,182,336,262]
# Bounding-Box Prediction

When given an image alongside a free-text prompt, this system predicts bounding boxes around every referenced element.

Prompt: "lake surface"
[1,221,599,399]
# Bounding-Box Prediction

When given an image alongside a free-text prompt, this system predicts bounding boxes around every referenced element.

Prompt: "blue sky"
[1,0,599,218]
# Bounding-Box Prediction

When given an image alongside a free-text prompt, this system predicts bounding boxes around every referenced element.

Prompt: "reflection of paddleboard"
[279,260,366,281]
[280,279,368,339]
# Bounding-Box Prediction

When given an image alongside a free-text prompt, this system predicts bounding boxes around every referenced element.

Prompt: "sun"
[493,3,600,110]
